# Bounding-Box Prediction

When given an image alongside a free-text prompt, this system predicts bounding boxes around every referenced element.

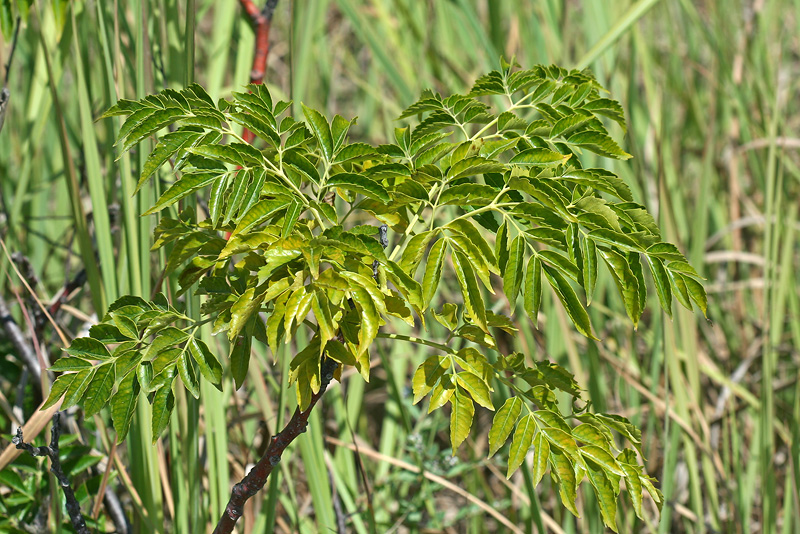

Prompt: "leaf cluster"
[43,61,707,529]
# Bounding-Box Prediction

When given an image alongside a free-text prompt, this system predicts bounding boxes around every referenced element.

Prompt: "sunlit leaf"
[507,414,535,478]
[450,389,474,453]
[489,397,522,457]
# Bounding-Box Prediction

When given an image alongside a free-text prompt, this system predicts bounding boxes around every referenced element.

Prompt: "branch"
[213,356,338,534]
[238,0,279,143]
[13,412,91,534]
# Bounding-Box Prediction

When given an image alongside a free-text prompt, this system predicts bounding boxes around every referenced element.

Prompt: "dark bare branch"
[13,413,91,534]
[213,357,338,534]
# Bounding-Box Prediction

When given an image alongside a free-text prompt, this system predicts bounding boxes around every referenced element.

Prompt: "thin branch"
[237,0,279,143]
[213,356,338,534]
[13,412,91,534]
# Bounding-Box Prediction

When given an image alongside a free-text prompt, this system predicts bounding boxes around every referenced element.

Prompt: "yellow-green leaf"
[455,372,493,410]
[542,264,593,338]
[422,239,447,308]
[531,432,550,486]
[507,414,536,478]
[452,250,487,333]
[428,373,456,413]
[42,373,76,410]
[488,397,522,457]
[449,389,474,453]
[584,459,619,531]
[412,355,448,404]
[503,235,525,310]
[549,447,580,517]
[510,148,571,166]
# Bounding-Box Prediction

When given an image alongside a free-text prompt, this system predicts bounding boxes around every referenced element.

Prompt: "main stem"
[212,357,338,534]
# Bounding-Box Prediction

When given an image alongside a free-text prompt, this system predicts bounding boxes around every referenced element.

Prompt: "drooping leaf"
[531,432,550,486]
[568,130,631,160]
[507,414,536,478]
[542,264,593,338]
[229,335,252,390]
[585,459,619,531]
[489,397,523,457]
[111,373,140,442]
[177,353,200,399]
[452,250,487,333]
[83,363,116,417]
[549,447,580,517]
[151,385,175,442]
[422,239,447,308]
[455,372,493,410]
[450,389,474,453]
[61,369,94,409]
[42,373,76,409]
[502,235,525,310]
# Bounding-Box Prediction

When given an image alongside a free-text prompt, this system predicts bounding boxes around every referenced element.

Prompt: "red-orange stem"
[237,0,278,144]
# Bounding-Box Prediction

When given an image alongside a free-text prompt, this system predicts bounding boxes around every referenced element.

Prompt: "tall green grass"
[0,0,798,532]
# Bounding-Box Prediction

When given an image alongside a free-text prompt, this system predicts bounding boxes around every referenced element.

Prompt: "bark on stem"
[13,413,90,534]
[237,0,279,143]
[212,357,338,534]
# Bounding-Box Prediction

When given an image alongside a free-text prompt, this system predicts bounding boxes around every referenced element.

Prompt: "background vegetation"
[0,1,797,533]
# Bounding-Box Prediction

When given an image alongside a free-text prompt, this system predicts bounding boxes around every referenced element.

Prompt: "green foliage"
[42,61,708,530]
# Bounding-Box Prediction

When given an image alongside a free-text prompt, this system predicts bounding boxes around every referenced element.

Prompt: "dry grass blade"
[325,436,526,534]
